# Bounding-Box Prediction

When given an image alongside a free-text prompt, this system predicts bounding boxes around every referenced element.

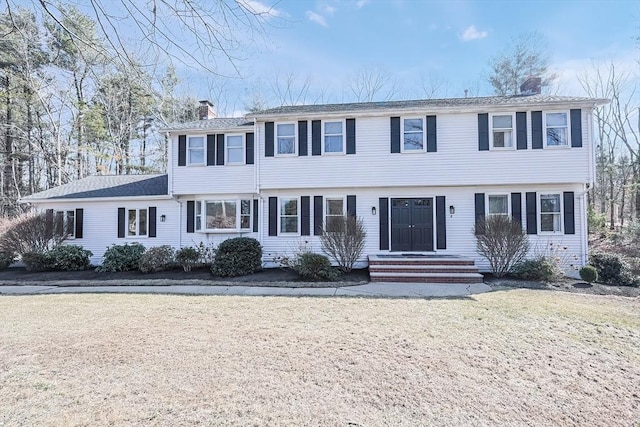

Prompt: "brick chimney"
[520,76,542,95]
[198,100,216,120]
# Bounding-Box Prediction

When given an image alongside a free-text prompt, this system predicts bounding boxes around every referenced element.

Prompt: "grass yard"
[1,291,639,426]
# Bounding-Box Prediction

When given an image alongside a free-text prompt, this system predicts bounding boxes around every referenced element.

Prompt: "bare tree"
[268,71,312,106]
[420,73,450,99]
[474,215,530,277]
[320,216,366,273]
[345,65,401,102]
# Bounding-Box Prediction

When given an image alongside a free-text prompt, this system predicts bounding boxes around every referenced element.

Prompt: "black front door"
[391,198,434,252]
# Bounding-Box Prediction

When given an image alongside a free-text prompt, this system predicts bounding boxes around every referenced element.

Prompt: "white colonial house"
[22,81,607,282]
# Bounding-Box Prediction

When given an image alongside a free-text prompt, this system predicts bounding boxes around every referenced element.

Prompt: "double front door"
[390,198,434,252]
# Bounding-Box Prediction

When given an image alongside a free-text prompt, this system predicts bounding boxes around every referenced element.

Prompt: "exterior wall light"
[160,214,166,222]
[449,205,455,215]
[371,206,377,215]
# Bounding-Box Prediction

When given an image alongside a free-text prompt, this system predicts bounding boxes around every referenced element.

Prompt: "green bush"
[211,237,262,277]
[589,252,639,287]
[292,252,340,281]
[48,245,93,271]
[22,251,54,272]
[511,256,563,282]
[579,265,598,283]
[0,251,15,270]
[176,247,199,272]
[587,207,607,234]
[98,243,146,272]
[139,245,176,273]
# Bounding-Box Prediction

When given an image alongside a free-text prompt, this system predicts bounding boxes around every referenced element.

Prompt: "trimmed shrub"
[211,237,262,277]
[474,215,530,277]
[22,252,54,272]
[98,243,146,272]
[176,247,199,272]
[292,252,340,281]
[579,265,598,283]
[320,216,366,273]
[48,245,93,271]
[590,252,639,287]
[0,251,15,270]
[139,245,176,273]
[512,256,563,282]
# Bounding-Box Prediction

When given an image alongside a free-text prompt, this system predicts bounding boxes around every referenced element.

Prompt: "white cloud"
[356,0,370,8]
[320,3,336,15]
[459,25,488,42]
[306,11,328,27]
[237,0,282,18]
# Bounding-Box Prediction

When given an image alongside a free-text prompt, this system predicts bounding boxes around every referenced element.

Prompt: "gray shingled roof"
[253,94,608,116]
[22,174,168,201]
[163,117,253,132]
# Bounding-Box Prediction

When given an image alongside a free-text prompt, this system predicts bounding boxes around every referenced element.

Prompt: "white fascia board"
[162,126,254,134]
[22,195,175,204]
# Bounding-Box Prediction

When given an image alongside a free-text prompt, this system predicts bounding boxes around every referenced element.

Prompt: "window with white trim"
[540,193,562,232]
[240,200,251,229]
[226,134,244,164]
[545,112,569,147]
[324,121,344,153]
[279,198,299,234]
[199,200,251,232]
[187,136,205,165]
[491,114,514,148]
[195,201,202,231]
[128,208,147,237]
[55,210,75,238]
[487,195,509,216]
[325,197,345,232]
[276,123,296,155]
[402,118,424,152]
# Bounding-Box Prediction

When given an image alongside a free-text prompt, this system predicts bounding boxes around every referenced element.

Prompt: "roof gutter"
[21,194,175,204]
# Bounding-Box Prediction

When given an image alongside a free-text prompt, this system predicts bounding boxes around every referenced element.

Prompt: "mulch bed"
[484,274,640,297]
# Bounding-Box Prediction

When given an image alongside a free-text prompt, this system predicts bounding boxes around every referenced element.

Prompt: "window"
[55,210,75,238]
[199,200,252,231]
[226,134,244,164]
[276,123,296,155]
[487,195,509,216]
[195,201,202,231]
[128,208,147,237]
[279,198,299,234]
[491,114,514,148]
[240,200,251,229]
[187,136,205,165]
[325,198,345,232]
[324,121,344,153]
[402,118,424,152]
[540,194,562,232]
[545,112,568,147]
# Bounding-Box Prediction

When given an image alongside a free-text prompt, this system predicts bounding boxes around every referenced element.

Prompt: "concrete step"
[369,272,485,284]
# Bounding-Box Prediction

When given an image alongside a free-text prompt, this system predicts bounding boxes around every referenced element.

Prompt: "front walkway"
[0,282,492,297]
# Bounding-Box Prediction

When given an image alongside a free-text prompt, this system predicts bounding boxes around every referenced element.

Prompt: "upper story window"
[277,123,296,155]
[279,197,299,234]
[324,121,344,154]
[545,112,569,147]
[539,193,562,233]
[325,197,345,232]
[402,118,424,152]
[487,195,509,216]
[491,114,514,149]
[128,208,147,237]
[203,200,252,231]
[187,136,205,165]
[226,134,244,164]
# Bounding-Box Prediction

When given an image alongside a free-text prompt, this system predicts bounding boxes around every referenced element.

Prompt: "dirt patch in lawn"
[0,291,638,426]
[485,274,640,297]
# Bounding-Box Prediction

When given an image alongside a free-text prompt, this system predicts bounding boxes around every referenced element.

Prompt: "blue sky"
[188,0,639,114]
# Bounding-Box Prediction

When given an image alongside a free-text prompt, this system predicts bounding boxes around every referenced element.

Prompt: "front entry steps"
[368,254,484,284]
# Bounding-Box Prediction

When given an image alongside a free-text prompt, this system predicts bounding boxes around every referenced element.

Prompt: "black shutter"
[347,195,356,217]
[178,135,186,166]
[314,196,323,235]
[474,193,485,234]
[390,117,400,153]
[75,208,83,239]
[564,192,575,234]
[268,197,277,236]
[379,198,389,250]
[186,201,195,233]
[436,196,446,250]
[45,209,54,239]
[216,134,224,165]
[516,112,527,150]
[346,118,356,154]
[526,192,537,234]
[511,193,522,226]
[301,196,310,236]
[298,121,308,156]
[478,113,489,151]
[253,199,258,232]
[117,207,125,238]
[532,111,543,149]
[265,122,274,157]
[206,134,216,166]
[246,132,255,164]
[426,115,437,152]
[570,109,582,147]
[312,120,321,155]
[148,206,157,238]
